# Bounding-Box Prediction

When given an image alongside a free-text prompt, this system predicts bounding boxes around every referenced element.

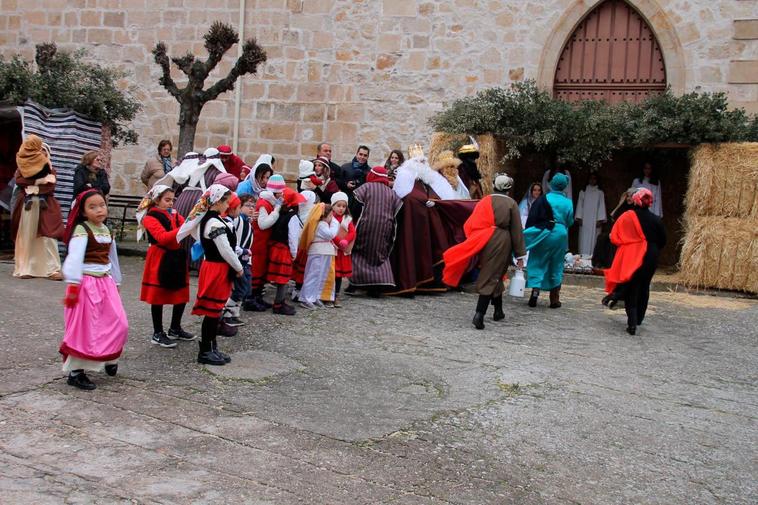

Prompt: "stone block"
[302,0,332,14]
[260,123,296,141]
[296,83,327,102]
[268,84,296,101]
[734,19,758,40]
[272,103,301,121]
[312,31,334,49]
[336,104,365,122]
[376,53,399,70]
[379,37,402,52]
[80,9,100,26]
[382,0,417,17]
[87,28,113,44]
[728,60,758,83]
[103,11,125,27]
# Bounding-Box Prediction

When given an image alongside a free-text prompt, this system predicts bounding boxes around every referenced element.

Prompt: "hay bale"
[686,143,758,218]
[429,132,500,195]
[679,215,758,293]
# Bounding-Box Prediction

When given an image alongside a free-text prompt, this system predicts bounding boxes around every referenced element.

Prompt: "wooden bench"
[107,194,143,241]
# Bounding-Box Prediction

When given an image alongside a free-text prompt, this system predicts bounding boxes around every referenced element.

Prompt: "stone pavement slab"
[0,257,756,504]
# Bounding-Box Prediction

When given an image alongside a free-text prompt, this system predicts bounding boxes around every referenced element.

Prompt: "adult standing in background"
[217,144,250,180]
[575,172,606,257]
[141,140,176,190]
[541,166,573,201]
[340,145,371,217]
[384,149,405,182]
[73,151,110,199]
[632,162,662,217]
[317,143,344,189]
[457,140,484,200]
[523,173,574,309]
[518,182,543,229]
[12,134,64,280]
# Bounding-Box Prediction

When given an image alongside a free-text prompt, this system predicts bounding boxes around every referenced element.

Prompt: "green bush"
[430,80,758,169]
[0,43,140,146]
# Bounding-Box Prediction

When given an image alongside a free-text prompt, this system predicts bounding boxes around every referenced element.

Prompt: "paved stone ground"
[0,257,756,504]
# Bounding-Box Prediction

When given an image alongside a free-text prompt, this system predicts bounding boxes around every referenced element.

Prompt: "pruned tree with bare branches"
[152,21,267,156]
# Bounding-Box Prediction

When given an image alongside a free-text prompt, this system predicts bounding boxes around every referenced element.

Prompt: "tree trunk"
[177,101,202,158]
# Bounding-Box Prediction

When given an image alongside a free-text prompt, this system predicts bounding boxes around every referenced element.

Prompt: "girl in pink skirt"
[60,189,128,390]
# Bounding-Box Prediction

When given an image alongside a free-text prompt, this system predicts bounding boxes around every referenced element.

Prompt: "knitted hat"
[16,134,50,178]
[266,174,286,192]
[217,144,233,155]
[299,160,315,178]
[331,191,348,205]
[282,187,306,207]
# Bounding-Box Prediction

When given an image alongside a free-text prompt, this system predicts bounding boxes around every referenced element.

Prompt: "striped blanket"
[21,100,103,224]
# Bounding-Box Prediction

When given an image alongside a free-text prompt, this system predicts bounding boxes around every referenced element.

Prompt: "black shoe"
[472,312,485,330]
[257,296,273,309]
[493,308,505,321]
[626,326,636,335]
[549,301,562,309]
[217,320,238,337]
[601,295,612,307]
[39,198,48,210]
[168,327,196,341]
[242,298,268,312]
[24,199,33,210]
[528,292,538,308]
[104,364,118,376]
[151,331,177,348]
[225,316,245,327]
[213,349,232,364]
[67,372,96,390]
[197,351,226,366]
[273,303,296,315]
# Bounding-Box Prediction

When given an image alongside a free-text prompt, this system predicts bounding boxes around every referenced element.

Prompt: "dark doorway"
[0,106,22,252]
[510,148,689,267]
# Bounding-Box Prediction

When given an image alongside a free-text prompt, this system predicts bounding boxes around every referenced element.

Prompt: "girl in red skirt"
[329,192,356,307]
[177,184,243,366]
[246,174,286,311]
[266,187,306,315]
[136,184,194,349]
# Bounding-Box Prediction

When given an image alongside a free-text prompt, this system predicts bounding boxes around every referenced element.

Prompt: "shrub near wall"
[679,143,758,293]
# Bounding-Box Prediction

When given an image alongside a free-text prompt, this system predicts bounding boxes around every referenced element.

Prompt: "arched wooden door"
[553,0,667,104]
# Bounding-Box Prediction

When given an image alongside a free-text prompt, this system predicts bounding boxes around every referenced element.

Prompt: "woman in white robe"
[632,162,662,217]
[575,172,606,257]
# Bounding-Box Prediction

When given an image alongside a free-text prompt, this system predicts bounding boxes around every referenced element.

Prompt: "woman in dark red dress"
[136,185,194,348]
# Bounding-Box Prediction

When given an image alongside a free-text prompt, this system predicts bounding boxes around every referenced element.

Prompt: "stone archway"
[537,0,686,96]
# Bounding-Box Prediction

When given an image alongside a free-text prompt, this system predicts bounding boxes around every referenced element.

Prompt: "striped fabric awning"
[20,100,103,224]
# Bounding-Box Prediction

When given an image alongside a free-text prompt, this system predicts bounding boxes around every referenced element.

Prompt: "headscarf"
[162,152,200,186]
[549,172,569,192]
[493,173,514,192]
[298,190,316,222]
[520,182,542,211]
[632,187,654,208]
[16,134,51,178]
[177,184,231,242]
[214,172,239,191]
[227,193,241,211]
[366,166,390,186]
[63,188,102,245]
[136,184,174,241]
[188,148,227,190]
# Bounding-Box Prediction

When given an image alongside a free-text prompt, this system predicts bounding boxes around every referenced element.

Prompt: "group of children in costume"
[59,169,359,388]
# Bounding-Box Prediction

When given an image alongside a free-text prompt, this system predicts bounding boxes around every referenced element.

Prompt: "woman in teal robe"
[523,173,574,308]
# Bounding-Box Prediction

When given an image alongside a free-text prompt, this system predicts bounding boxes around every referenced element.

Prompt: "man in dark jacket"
[340,145,370,217]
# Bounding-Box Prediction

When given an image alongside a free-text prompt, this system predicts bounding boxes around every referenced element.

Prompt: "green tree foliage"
[0,43,141,146]
[431,80,758,169]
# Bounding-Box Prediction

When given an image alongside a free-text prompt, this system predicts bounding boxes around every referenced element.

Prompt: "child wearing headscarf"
[177,184,243,366]
[60,189,128,390]
[329,192,356,307]
[246,174,286,311]
[297,203,340,309]
[523,172,574,309]
[266,187,306,315]
[137,184,193,349]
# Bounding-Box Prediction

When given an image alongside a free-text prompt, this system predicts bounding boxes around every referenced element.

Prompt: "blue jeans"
[231,264,251,302]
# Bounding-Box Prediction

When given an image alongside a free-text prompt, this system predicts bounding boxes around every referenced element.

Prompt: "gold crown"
[408,144,424,158]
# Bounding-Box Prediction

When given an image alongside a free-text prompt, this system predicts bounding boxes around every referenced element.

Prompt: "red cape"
[604,209,647,293]
[442,195,495,287]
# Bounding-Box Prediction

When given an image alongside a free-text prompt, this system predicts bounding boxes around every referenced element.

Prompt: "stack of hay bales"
[679,143,758,293]
[429,133,500,195]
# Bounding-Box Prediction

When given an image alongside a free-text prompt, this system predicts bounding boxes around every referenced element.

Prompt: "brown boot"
[549,286,562,308]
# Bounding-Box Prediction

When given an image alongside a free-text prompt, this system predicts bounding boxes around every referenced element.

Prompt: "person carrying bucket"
[441,173,526,330]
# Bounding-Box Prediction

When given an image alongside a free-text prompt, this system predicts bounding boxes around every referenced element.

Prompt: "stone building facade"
[1,0,757,193]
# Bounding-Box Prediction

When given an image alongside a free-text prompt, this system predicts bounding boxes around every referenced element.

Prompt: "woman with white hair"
[443,173,526,330]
